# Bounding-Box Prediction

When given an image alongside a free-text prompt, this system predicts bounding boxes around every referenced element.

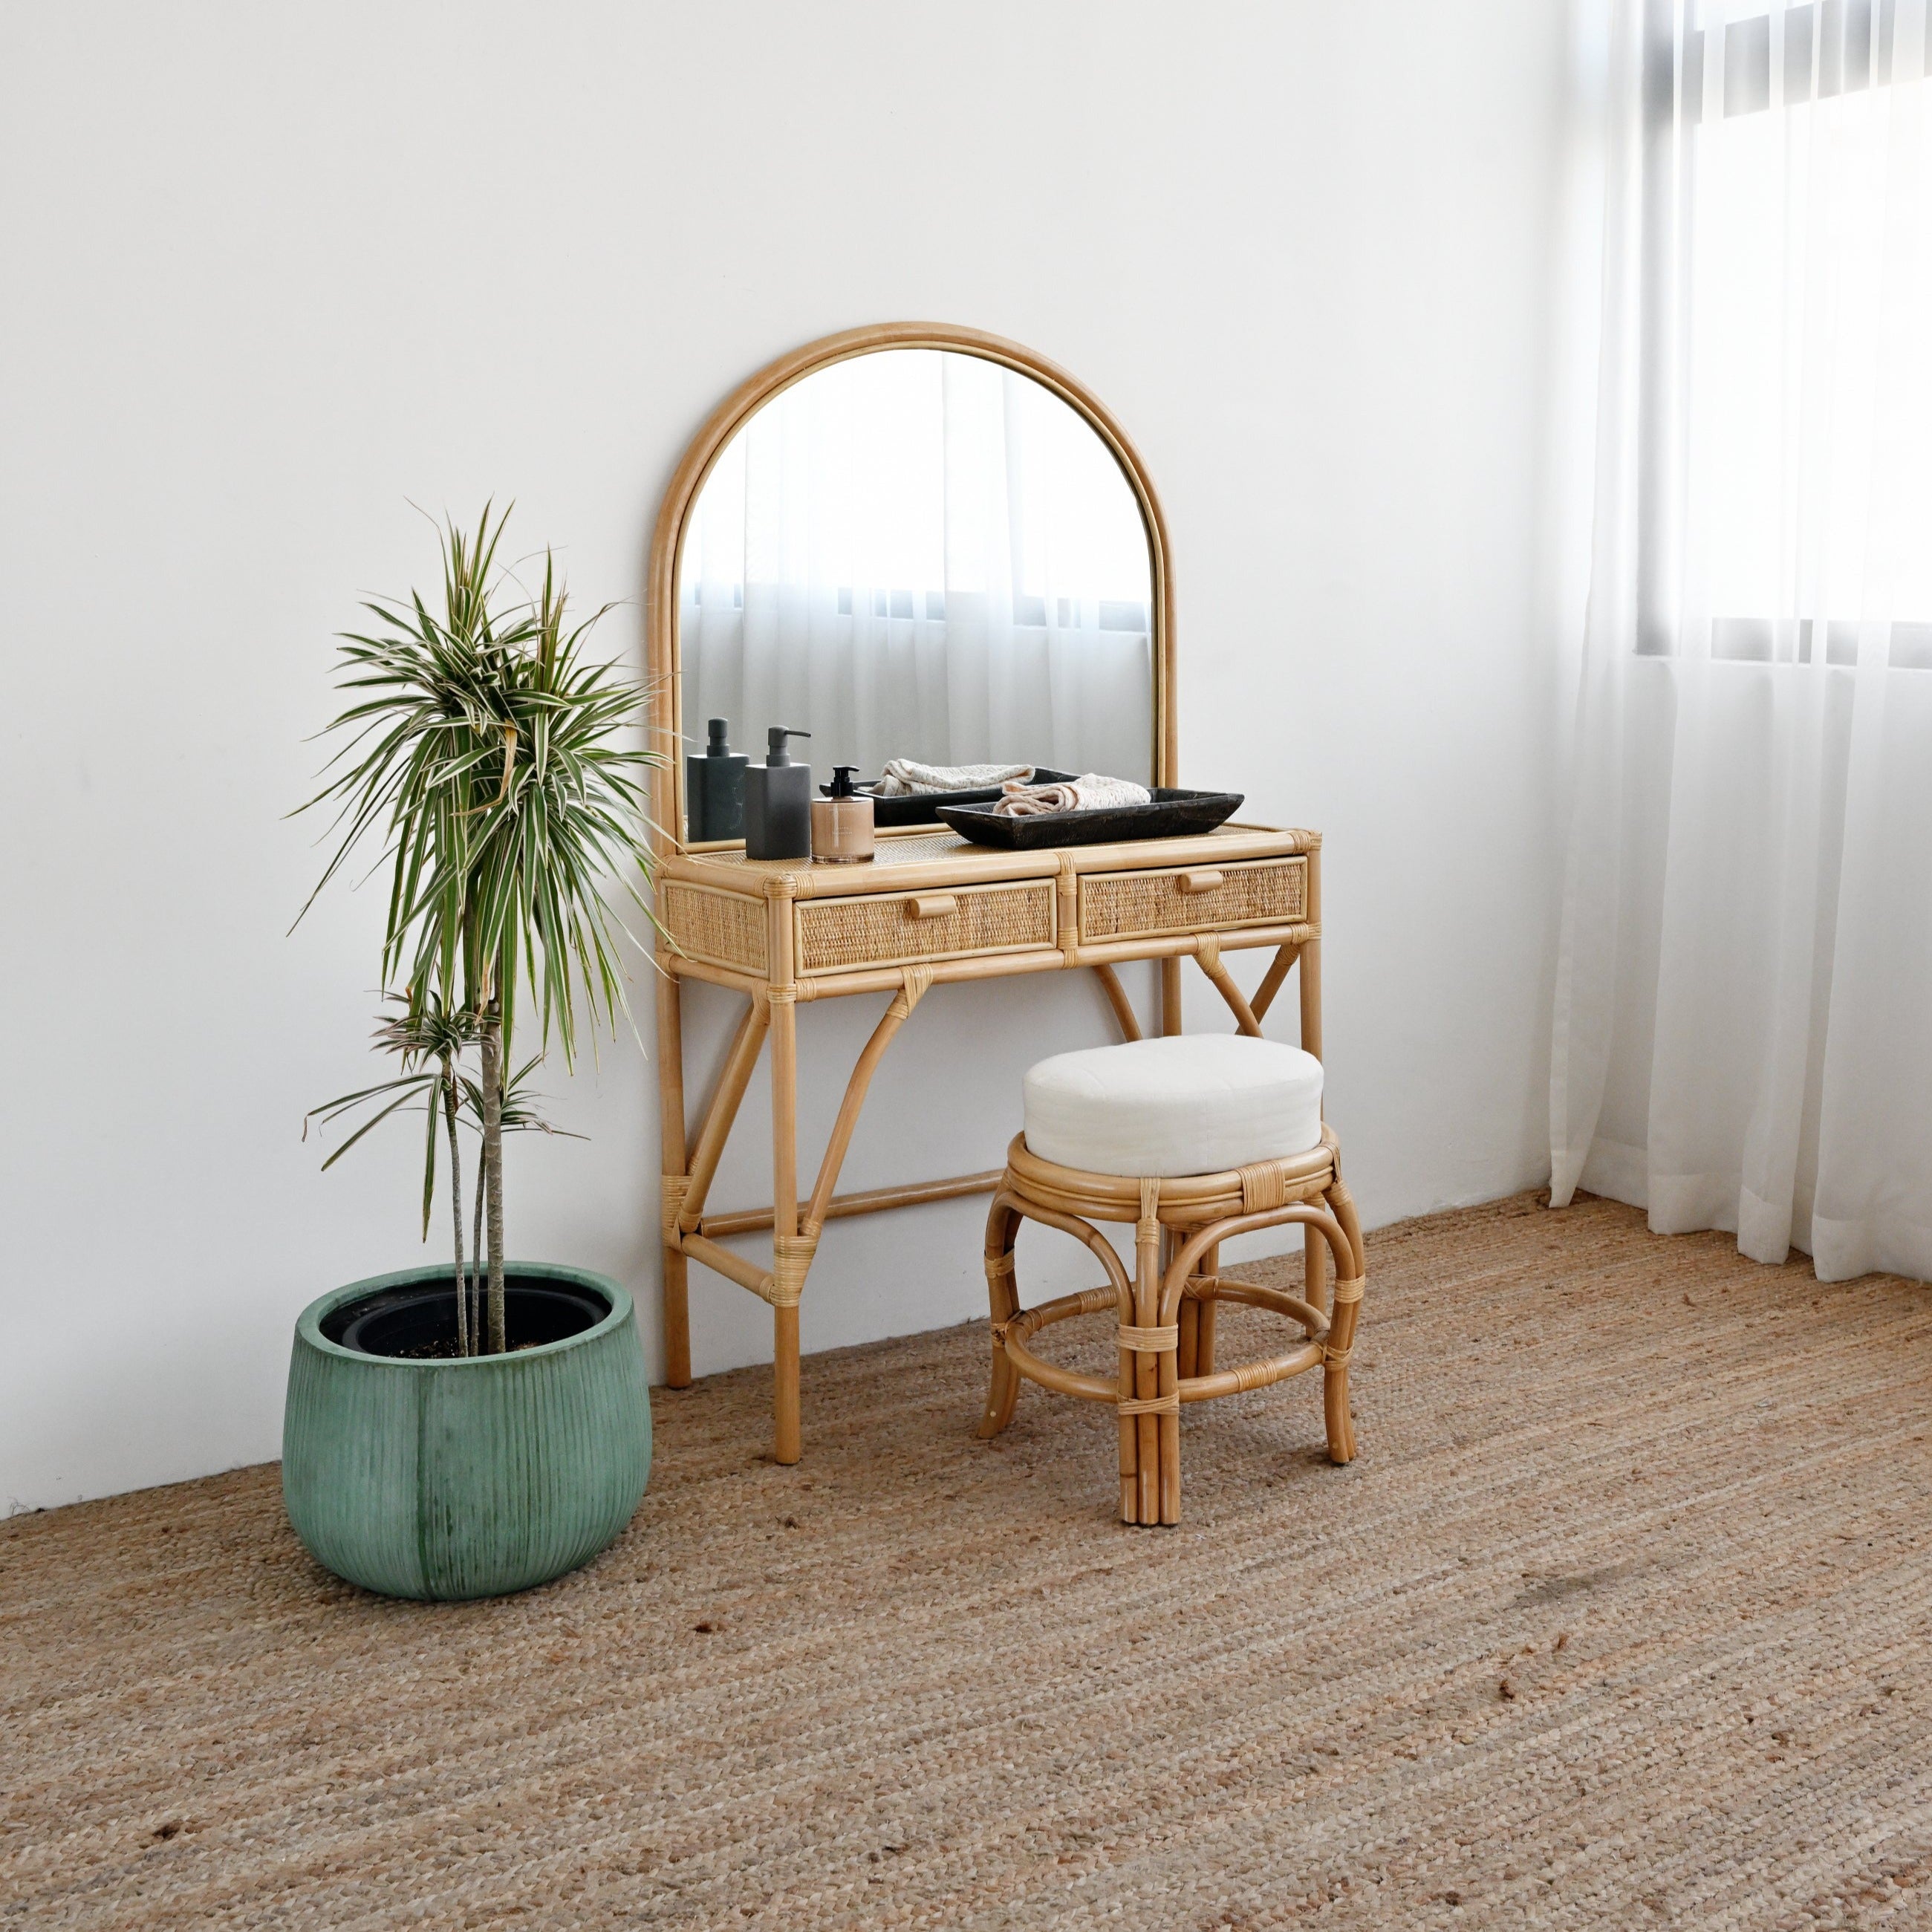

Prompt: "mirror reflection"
[679,348,1154,838]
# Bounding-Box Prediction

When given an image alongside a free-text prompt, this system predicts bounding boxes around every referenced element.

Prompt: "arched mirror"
[648,325,1174,850]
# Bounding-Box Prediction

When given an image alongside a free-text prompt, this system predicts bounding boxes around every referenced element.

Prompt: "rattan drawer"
[1079,856,1307,943]
[796,879,1058,976]
[662,881,768,974]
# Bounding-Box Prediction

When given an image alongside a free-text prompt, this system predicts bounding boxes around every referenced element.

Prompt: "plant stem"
[481,998,507,1353]
[471,1153,487,1359]
[443,1064,467,1357]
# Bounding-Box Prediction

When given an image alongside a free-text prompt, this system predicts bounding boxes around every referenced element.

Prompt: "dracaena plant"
[296,506,658,1353]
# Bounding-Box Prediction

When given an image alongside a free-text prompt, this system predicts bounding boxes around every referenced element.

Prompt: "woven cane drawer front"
[1079,856,1307,943]
[662,882,768,973]
[796,879,1057,975]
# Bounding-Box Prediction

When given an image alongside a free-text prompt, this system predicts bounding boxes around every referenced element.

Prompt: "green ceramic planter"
[283,1261,651,1601]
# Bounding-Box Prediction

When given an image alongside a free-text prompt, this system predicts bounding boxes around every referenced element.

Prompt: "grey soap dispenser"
[686,717,747,843]
[743,726,813,860]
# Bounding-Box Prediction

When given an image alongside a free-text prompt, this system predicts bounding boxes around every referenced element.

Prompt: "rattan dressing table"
[648,325,1324,1465]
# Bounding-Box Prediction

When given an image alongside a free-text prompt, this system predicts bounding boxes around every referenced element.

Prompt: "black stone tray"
[936,787,1244,850]
[823,767,1079,827]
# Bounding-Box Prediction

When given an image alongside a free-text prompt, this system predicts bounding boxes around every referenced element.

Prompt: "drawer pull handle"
[1177,870,1225,894]
[909,894,959,920]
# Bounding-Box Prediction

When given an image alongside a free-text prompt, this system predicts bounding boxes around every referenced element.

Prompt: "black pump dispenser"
[686,717,747,842]
[744,726,813,859]
[829,764,861,797]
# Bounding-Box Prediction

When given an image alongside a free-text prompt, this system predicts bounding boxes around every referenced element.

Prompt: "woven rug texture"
[4,1191,1932,1929]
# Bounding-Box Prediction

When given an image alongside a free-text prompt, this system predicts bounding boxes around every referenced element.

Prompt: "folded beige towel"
[993,773,1153,817]
[874,759,1035,796]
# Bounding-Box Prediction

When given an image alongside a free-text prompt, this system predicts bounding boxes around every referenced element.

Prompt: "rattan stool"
[976,1043,1364,1526]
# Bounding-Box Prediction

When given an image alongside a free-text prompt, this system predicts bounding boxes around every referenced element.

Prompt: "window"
[1636,0,1932,662]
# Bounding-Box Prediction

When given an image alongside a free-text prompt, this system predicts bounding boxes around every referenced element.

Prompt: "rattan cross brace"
[979,1135,1366,1525]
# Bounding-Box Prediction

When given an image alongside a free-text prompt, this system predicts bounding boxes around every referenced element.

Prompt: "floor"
[5,1191,1932,1929]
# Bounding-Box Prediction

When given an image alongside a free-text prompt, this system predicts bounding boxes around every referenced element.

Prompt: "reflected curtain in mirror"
[679,348,1155,788]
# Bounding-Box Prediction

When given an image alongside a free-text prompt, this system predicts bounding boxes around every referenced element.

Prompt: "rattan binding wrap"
[1239,1159,1296,1213]
[768,1230,820,1309]
[662,1174,692,1232]
[1079,857,1307,943]
[797,881,1056,974]
[661,882,769,972]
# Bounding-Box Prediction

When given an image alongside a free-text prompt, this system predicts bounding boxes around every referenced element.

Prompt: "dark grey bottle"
[686,718,747,842]
[743,727,813,860]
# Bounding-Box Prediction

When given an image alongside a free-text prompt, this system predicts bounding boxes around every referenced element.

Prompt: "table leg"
[770,987,801,1466]
[656,952,692,1390]
[774,1304,801,1466]
[663,1250,692,1391]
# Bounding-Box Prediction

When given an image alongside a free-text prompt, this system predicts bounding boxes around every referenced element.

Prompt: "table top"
[666,822,1317,899]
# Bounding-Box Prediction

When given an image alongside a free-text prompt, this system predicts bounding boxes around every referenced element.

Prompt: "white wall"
[0,1,1572,1512]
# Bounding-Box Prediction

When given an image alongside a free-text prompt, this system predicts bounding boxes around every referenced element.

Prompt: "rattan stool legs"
[977,1129,1365,1526]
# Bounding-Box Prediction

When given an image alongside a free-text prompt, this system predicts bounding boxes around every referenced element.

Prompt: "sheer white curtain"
[680,349,1154,784]
[1552,0,1932,1280]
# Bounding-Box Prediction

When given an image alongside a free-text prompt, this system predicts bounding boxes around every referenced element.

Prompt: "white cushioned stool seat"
[1021,1035,1324,1179]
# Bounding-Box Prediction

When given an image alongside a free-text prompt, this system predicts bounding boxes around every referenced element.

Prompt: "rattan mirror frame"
[645,322,1177,854]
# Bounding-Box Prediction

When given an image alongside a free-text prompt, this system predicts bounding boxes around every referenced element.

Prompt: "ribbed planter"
[283,1261,651,1601]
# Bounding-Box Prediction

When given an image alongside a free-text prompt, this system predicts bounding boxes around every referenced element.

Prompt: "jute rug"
[6,1191,1932,1929]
